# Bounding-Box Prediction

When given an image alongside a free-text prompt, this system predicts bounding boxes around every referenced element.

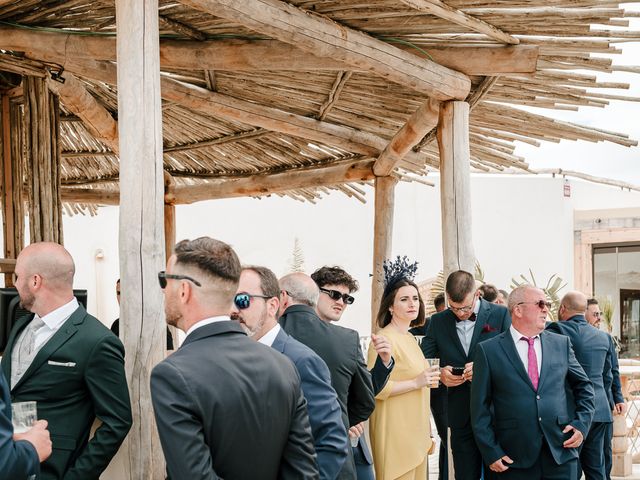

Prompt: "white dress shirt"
[185,315,230,338]
[33,298,79,351]
[258,324,281,347]
[510,325,542,375]
[456,299,480,355]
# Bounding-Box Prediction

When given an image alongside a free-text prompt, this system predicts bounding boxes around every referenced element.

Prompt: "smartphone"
[451,367,465,376]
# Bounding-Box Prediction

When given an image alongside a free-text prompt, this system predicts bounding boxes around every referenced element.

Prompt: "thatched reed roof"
[1,0,639,211]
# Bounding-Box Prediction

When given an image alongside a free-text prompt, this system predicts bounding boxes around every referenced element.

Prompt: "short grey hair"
[279,273,319,307]
[507,285,535,314]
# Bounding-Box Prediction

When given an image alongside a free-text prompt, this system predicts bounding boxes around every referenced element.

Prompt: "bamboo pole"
[115,0,165,478]
[371,175,398,332]
[438,101,476,279]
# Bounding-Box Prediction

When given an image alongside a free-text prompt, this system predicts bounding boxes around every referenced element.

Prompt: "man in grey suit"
[150,237,318,480]
[547,292,613,479]
[231,265,348,480]
[471,285,595,479]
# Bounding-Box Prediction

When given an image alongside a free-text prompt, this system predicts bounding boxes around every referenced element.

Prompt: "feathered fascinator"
[382,255,419,297]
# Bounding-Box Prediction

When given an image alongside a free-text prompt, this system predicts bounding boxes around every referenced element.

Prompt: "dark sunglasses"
[517,300,552,310]
[234,293,273,310]
[319,287,355,305]
[158,271,202,289]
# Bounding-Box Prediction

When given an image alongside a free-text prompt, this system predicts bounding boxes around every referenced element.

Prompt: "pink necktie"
[522,336,539,390]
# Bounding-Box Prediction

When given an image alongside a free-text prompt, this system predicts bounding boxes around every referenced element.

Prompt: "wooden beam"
[400,0,519,45]
[61,158,375,204]
[0,258,16,274]
[159,76,402,158]
[1,94,15,285]
[438,101,476,279]
[176,0,470,100]
[47,71,119,154]
[115,0,165,477]
[158,14,207,41]
[373,98,440,176]
[371,176,398,331]
[0,27,538,75]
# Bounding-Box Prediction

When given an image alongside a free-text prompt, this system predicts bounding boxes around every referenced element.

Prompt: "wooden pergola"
[1,1,639,477]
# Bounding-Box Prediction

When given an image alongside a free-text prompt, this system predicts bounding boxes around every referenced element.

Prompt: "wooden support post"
[164,172,179,350]
[23,77,63,244]
[438,101,476,281]
[371,176,398,332]
[1,94,16,286]
[115,0,165,478]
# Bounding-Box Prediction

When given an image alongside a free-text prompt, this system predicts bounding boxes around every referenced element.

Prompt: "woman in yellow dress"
[367,257,439,479]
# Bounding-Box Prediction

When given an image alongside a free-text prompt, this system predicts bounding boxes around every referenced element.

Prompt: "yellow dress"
[367,325,431,480]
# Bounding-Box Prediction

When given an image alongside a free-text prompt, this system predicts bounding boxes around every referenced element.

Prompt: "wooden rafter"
[158,14,207,40]
[60,158,375,204]
[0,27,539,75]
[317,71,352,120]
[400,0,519,45]
[47,71,119,154]
[374,98,440,176]
[177,0,470,100]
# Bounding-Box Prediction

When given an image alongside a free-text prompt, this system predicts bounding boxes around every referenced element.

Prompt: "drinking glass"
[425,358,440,388]
[12,401,37,434]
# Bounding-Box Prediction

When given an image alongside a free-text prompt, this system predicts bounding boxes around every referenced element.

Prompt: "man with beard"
[150,238,318,479]
[1,242,131,480]
[231,265,347,480]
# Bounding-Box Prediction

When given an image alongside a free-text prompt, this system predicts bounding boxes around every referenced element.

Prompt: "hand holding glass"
[12,401,37,434]
[425,358,441,388]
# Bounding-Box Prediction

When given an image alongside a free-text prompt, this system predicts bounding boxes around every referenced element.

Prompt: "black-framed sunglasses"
[517,300,552,310]
[234,293,273,310]
[319,287,355,305]
[158,271,202,289]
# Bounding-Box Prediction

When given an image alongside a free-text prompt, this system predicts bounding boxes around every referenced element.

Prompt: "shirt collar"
[510,325,539,343]
[474,298,481,315]
[39,298,79,330]
[258,323,281,347]
[185,315,230,337]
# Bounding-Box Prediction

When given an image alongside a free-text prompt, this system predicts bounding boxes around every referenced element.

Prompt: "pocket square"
[48,360,76,367]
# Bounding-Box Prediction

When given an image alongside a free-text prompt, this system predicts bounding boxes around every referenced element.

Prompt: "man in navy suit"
[0,372,51,479]
[232,265,348,480]
[471,285,595,479]
[422,270,510,479]
[586,298,625,480]
[547,292,613,479]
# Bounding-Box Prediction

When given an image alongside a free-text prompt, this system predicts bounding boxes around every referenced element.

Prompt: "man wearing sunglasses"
[278,272,375,480]
[471,285,595,479]
[310,266,394,480]
[547,292,615,480]
[150,237,318,480]
[231,265,347,480]
[421,270,511,480]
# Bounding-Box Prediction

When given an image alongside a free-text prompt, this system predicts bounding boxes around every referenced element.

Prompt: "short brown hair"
[445,270,475,303]
[242,265,280,298]
[479,284,499,303]
[587,298,599,306]
[376,279,425,329]
[174,237,241,285]
[311,266,359,292]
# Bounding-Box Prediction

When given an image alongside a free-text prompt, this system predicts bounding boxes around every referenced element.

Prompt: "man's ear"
[267,296,280,317]
[180,282,192,304]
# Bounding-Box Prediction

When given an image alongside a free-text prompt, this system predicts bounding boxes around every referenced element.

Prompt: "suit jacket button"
[539,417,542,421]
[536,395,541,400]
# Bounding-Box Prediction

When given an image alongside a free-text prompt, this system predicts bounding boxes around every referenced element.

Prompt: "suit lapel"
[537,331,551,391]
[2,314,33,384]
[271,328,287,354]
[12,307,84,392]
[468,299,489,359]
[498,332,535,391]
[443,311,467,359]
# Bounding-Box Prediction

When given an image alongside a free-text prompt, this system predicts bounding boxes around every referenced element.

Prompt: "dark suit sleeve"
[0,378,39,479]
[346,339,375,427]
[609,335,624,405]
[470,343,506,465]
[499,307,512,331]
[151,360,220,480]
[279,381,320,480]
[370,356,393,395]
[421,315,439,359]
[296,355,347,480]
[565,337,595,437]
[65,334,132,480]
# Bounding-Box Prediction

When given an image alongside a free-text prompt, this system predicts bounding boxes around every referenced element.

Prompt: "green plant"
[288,237,305,273]
[599,297,614,333]
[510,270,567,321]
